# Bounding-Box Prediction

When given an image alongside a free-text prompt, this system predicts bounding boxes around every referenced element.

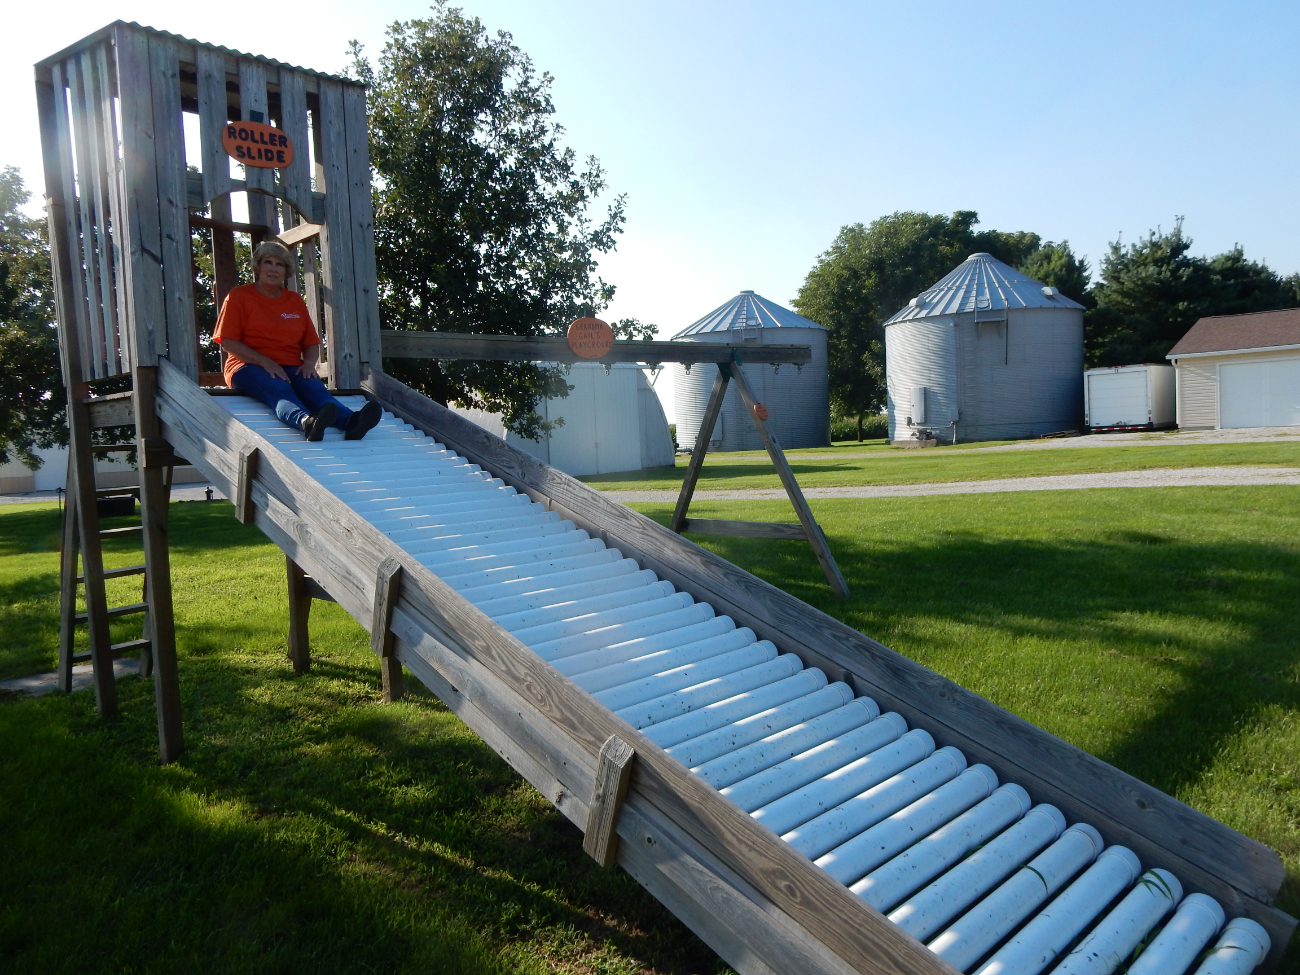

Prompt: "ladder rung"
[69,638,151,664]
[77,564,146,583]
[99,526,143,537]
[91,444,136,453]
[96,487,140,497]
[74,602,147,623]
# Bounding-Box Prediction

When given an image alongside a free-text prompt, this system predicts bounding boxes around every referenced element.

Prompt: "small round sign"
[752,403,770,421]
[567,317,615,359]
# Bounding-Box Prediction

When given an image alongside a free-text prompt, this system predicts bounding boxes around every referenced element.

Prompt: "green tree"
[351,4,626,439]
[0,165,66,469]
[1086,218,1300,366]
[793,210,1086,439]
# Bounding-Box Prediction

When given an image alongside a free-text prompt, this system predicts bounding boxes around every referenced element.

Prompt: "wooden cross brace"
[669,356,849,597]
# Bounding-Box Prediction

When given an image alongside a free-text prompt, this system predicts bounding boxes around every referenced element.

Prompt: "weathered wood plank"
[360,366,1294,954]
[195,46,233,204]
[238,59,278,239]
[86,391,136,428]
[132,366,183,762]
[341,83,381,369]
[276,68,312,219]
[149,34,199,380]
[184,170,326,222]
[92,42,133,372]
[726,359,849,597]
[235,445,259,525]
[379,330,813,365]
[112,24,165,367]
[66,54,109,377]
[81,47,123,374]
[616,797,861,975]
[67,56,110,376]
[371,557,404,702]
[681,518,807,540]
[274,222,322,248]
[47,62,97,380]
[316,79,358,388]
[671,365,728,532]
[584,735,635,867]
[285,556,312,675]
[57,464,79,694]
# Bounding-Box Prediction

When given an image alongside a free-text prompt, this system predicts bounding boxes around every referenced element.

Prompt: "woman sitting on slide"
[213,241,381,441]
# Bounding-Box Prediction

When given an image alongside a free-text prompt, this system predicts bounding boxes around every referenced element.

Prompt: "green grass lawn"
[580,440,1300,492]
[2,487,1298,972]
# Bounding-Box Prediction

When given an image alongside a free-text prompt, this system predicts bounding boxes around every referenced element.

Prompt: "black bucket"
[96,494,136,518]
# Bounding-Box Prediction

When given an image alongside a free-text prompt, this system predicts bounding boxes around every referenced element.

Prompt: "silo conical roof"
[672,291,827,338]
[884,252,1085,325]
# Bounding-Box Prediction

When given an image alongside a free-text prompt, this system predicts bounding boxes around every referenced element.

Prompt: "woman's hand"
[298,345,322,381]
[220,339,291,382]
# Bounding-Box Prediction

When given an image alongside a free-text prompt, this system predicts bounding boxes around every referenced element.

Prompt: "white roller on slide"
[217,397,1267,975]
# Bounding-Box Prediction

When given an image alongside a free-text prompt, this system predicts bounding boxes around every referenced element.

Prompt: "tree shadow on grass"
[0,610,722,974]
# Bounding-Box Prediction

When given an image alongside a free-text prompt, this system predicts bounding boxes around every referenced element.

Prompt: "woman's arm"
[297,344,321,381]
[221,339,291,382]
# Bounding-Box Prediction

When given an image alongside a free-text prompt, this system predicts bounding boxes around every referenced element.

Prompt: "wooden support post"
[371,557,404,702]
[670,365,729,533]
[584,734,636,867]
[285,556,313,675]
[134,366,183,762]
[57,460,80,694]
[235,445,259,525]
[726,358,850,597]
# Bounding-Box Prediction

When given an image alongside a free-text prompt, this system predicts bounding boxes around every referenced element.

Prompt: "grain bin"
[884,253,1085,443]
[672,291,830,451]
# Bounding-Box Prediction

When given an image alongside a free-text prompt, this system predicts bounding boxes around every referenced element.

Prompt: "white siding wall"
[1175,357,1219,429]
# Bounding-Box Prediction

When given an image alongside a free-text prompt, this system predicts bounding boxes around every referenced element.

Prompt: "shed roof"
[672,291,826,338]
[1167,307,1300,358]
[884,252,1084,325]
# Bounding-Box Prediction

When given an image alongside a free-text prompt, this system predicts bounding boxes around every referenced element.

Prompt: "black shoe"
[344,401,382,440]
[302,402,338,441]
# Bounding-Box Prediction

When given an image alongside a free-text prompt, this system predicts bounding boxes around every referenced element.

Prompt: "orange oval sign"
[567,317,614,359]
[222,121,294,169]
[752,403,770,421]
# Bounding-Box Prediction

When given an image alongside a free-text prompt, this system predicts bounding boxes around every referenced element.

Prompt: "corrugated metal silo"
[884,253,1085,443]
[672,291,830,451]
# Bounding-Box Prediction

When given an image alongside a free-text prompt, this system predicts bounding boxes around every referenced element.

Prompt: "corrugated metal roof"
[883,252,1084,325]
[672,291,827,338]
[36,20,361,84]
[1167,307,1300,357]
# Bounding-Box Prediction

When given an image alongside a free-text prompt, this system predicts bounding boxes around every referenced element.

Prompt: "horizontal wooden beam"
[378,330,813,365]
[275,222,323,247]
[681,518,808,540]
[86,392,135,428]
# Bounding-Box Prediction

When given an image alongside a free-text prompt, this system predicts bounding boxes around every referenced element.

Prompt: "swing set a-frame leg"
[668,359,850,597]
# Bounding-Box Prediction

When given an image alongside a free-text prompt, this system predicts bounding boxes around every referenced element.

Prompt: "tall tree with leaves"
[351,4,627,438]
[0,165,65,469]
[1086,218,1300,365]
[793,210,1087,439]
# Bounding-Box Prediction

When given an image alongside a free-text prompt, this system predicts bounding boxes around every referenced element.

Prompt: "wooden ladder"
[56,374,185,761]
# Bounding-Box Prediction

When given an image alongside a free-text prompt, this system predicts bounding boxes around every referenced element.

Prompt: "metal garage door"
[1219,356,1300,427]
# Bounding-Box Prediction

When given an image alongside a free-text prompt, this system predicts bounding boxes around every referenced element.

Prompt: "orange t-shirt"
[213,283,321,386]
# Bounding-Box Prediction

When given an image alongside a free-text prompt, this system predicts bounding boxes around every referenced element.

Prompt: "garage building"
[1166,308,1300,429]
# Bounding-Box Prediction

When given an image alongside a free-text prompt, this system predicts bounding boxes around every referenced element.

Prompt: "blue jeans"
[230,363,354,432]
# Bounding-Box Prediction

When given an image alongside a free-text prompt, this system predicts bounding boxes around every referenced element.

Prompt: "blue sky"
[5,1,1297,418]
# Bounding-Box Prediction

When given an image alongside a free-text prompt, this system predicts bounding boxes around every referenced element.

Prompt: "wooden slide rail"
[153,360,1295,972]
